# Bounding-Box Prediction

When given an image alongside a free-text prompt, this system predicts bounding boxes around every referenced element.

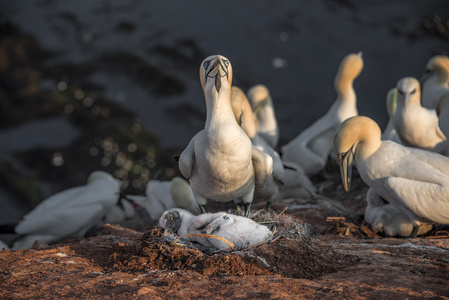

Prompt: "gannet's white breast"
[394,104,445,149]
[393,77,446,150]
[190,125,255,202]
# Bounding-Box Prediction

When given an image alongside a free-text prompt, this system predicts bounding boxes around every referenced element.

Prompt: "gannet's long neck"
[204,83,236,131]
[335,77,356,106]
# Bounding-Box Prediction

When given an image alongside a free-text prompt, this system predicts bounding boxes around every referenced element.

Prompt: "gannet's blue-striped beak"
[339,145,354,192]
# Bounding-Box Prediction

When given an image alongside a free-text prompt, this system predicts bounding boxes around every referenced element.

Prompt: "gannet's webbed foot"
[199,205,207,214]
[244,203,252,218]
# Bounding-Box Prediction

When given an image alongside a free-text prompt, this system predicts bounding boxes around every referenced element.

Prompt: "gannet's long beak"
[339,145,354,192]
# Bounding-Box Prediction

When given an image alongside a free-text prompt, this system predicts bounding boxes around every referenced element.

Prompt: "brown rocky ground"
[1,176,449,299]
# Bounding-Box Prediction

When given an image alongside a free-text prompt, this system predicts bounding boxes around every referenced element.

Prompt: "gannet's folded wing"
[251,146,273,186]
[15,203,105,237]
[179,135,197,180]
[385,176,449,224]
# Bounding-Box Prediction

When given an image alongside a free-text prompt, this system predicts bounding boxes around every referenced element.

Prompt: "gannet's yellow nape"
[334,116,381,191]
[421,55,449,109]
[422,55,449,85]
[334,52,364,95]
[247,84,279,148]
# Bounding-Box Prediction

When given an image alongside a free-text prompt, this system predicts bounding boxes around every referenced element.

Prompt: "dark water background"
[0,0,448,223]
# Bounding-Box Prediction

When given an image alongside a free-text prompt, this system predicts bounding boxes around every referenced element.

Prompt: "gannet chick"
[334,115,449,238]
[421,55,449,109]
[247,84,279,148]
[432,94,449,156]
[281,52,363,176]
[381,88,402,144]
[159,208,272,251]
[11,171,121,249]
[392,77,446,149]
[231,86,285,208]
[365,189,432,237]
[179,55,273,217]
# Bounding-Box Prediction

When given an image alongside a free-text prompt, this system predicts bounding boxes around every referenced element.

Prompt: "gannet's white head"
[334,116,381,191]
[386,88,398,118]
[334,52,364,94]
[199,55,233,96]
[422,55,449,85]
[396,77,421,108]
[230,86,257,138]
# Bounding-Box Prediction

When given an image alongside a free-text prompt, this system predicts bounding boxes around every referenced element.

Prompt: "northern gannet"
[247,84,279,148]
[432,94,449,156]
[179,55,273,217]
[365,188,432,237]
[231,86,284,208]
[281,52,363,176]
[334,115,449,238]
[11,171,121,249]
[392,77,446,149]
[159,208,272,251]
[421,55,449,109]
[381,88,402,144]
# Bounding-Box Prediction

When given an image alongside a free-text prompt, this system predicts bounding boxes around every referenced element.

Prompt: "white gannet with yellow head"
[231,86,316,207]
[231,86,283,208]
[179,55,273,217]
[334,115,449,238]
[421,55,449,109]
[281,52,363,177]
[381,88,402,144]
[431,94,449,156]
[392,77,446,150]
[247,84,279,148]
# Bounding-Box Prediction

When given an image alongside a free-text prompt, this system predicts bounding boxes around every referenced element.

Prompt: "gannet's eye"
[398,89,404,96]
[410,88,416,95]
[203,60,210,69]
[223,60,229,68]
